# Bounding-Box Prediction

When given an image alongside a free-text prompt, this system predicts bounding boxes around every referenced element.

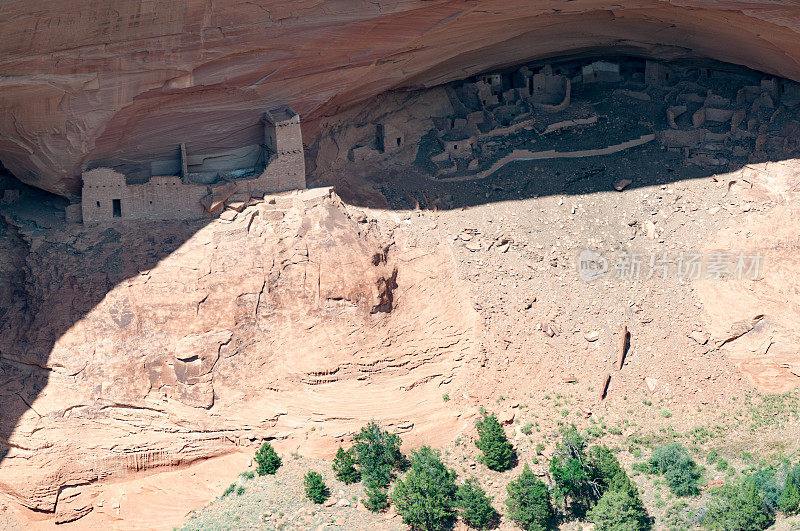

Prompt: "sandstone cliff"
[2,0,800,196]
[0,189,477,521]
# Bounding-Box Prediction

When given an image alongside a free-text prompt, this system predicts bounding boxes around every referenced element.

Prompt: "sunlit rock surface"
[0,189,476,515]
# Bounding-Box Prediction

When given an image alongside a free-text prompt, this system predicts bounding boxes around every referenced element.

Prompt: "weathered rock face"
[695,160,800,393]
[0,189,477,517]
[2,0,800,197]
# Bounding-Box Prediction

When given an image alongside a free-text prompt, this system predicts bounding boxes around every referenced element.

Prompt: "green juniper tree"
[457,478,497,529]
[475,413,515,472]
[304,471,330,504]
[549,425,599,515]
[392,446,458,530]
[779,463,800,514]
[588,472,650,531]
[332,446,361,484]
[352,420,404,512]
[704,476,774,530]
[505,464,554,531]
[254,441,282,476]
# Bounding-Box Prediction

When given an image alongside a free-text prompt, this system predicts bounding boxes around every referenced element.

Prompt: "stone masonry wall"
[82,168,207,224]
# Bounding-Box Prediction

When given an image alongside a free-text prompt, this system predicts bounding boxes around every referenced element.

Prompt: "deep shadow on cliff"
[2,141,796,473]
[325,144,732,212]
[2,56,800,498]
[0,178,214,466]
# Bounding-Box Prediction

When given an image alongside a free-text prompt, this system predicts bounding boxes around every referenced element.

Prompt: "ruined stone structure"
[81,170,208,224]
[532,65,568,104]
[378,122,405,153]
[582,61,621,83]
[81,108,305,225]
[387,56,800,181]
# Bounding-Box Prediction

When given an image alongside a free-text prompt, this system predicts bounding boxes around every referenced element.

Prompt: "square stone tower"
[264,107,303,157]
[260,107,306,191]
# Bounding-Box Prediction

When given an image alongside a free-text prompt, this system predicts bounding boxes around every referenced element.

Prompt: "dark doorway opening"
[112,199,122,218]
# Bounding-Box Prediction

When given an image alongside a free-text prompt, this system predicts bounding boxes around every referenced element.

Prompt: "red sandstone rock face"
[2,0,800,197]
[0,190,477,516]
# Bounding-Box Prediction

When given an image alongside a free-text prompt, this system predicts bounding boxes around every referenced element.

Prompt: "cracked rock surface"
[0,189,477,519]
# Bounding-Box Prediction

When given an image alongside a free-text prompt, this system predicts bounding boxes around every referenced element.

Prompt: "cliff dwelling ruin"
[79,108,306,224]
[4,0,800,526]
[311,56,800,209]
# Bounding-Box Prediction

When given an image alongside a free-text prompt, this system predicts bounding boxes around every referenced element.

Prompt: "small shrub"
[549,425,604,515]
[706,450,718,464]
[588,473,651,531]
[475,413,515,472]
[660,410,672,418]
[587,425,604,438]
[222,483,235,497]
[254,442,282,475]
[353,420,404,489]
[648,443,701,497]
[457,478,497,529]
[779,464,800,514]
[703,476,774,530]
[239,471,255,480]
[304,471,330,504]
[521,423,533,435]
[364,484,389,512]
[715,458,728,472]
[392,446,457,530]
[505,464,554,531]
[535,443,545,455]
[663,501,697,531]
[443,393,450,402]
[236,485,245,496]
[332,446,361,484]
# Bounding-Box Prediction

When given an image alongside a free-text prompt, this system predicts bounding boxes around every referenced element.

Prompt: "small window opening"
[96,201,101,208]
[112,199,122,218]
[396,137,402,146]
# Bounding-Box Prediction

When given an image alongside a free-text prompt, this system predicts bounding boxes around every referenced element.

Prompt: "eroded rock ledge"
[2,0,800,196]
[0,188,477,518]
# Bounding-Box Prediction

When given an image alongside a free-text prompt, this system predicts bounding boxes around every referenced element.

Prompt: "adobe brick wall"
[81,111,306,224]
[82,168,207,224]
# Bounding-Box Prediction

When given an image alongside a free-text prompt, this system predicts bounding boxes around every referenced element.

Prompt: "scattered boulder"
[498,409,515,425]
[542,321,559,337]
[692,107,706,128]
[689,330,709,345]
[599,372,611,400]
[644,220,657,239]
[618,326,629,370]
[613,178,632,191]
